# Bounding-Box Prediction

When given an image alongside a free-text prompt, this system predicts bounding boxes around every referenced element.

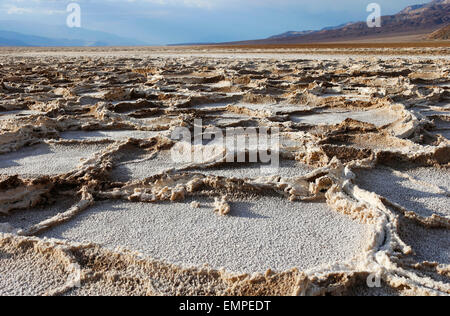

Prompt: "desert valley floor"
[0,46,448,296]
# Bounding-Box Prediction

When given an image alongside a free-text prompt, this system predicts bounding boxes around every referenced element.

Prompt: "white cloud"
[4,2,65,16]
[7,5,33,15]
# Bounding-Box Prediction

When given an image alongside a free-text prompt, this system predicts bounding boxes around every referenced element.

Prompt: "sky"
[0,0,432,45]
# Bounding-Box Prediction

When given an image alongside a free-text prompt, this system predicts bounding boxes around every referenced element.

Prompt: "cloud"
[7,5,33,15]
[4,2,65,16]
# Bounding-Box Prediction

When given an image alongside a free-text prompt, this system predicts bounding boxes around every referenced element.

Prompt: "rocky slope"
[428,24,450,40]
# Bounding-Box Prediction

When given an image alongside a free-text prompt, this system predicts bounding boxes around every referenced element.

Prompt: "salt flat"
[0,46,448,296]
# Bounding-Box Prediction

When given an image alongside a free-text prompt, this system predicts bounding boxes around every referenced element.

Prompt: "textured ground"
[0,47,449,296]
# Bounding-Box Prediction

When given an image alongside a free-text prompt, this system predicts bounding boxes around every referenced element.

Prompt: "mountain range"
[0,20,147,47]
[0,30,107,47]
[229,0,450,45]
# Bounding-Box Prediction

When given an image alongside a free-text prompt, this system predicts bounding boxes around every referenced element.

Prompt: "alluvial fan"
[0,47,449,296]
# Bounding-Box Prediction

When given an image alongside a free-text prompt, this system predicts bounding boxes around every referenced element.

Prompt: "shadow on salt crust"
[110,149,173,182]
[0,143,107,176]
[399,217,450,265]
[0,198,78,232]
[355,167,450,218]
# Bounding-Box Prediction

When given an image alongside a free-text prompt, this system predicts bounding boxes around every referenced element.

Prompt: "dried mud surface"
[0,48,449,296]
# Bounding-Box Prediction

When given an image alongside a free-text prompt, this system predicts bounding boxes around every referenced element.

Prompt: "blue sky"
[0,0,432,44]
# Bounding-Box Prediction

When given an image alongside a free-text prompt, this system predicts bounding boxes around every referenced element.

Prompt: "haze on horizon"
[0,0,433,45]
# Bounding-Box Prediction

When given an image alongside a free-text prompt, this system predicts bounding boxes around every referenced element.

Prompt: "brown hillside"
[428,24,450,39]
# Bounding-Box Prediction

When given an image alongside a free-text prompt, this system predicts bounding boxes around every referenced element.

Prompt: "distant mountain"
[0,30,106,47]
[167,42,217,46]
[320,22,357,31]
[268,31,315,40]
[269,23,355,40]
[399,3,429,14]
[228,0,450,45]
[0,37,28,47]
[0,20,148,46]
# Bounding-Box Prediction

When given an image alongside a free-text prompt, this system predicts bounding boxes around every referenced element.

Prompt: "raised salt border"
[0,198,77,232]
[191,160,314,179]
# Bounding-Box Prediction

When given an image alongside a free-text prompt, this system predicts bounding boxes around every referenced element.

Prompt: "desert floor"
[0,46,448,296]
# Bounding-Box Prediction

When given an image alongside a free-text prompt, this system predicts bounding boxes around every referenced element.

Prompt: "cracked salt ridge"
[330,134,423,152]
[355,167,450,218]
[136,116,177,126]
[230,102,310,115]
[420,111,450,120]
[291,108,400,127]
[190,160,314,179]
[315,93,372,102]
[60,130,165,141]
[0,142,107,177]
[0,198,77,232]
[188,102,231,110]
[40,196,373,274]
[0,110,43,121]
[205,113,255,126]
[417,82,450,88]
